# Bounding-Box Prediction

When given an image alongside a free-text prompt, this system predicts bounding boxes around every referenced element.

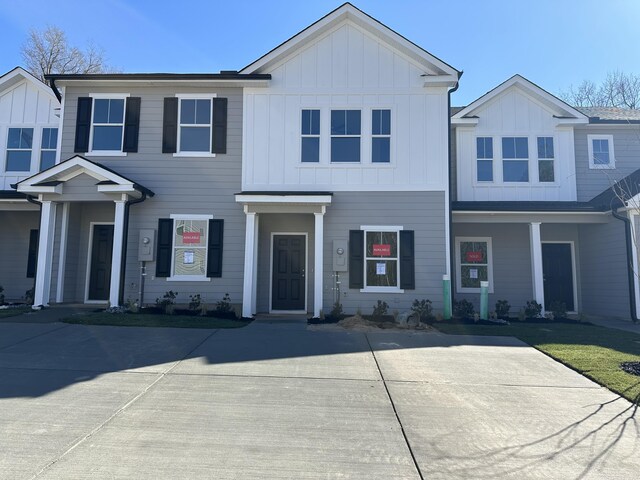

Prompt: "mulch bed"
[620,361,640,377]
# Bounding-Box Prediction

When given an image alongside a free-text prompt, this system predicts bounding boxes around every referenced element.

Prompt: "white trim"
[84,222,115,303]
[89,93,131,99]
[175,94,217,156]
[360,226,403,292]
[529,223,545,314]
[235,194,332,205]
[541,240,578,314]
[360,287,405,294]
[242,212,258,317]
[454,236,494,293]
[55,202,70,303]
[166,215,213,281]
[629,212,640,319]
[109,201,126,306]
[269,232,308,313]
[360,225,403,231]
[33,201,57,307]
[169,213,214,220]
[174,93,218,100]
[166,276,211,282]
[87,96,129,155]
[587,134,615,169]
[314,212,324,317]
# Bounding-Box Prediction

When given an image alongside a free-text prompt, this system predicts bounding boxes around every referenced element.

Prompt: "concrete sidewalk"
[0,320,637,479]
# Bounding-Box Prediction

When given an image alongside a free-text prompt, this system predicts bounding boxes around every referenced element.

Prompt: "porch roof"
[452,201,605,213]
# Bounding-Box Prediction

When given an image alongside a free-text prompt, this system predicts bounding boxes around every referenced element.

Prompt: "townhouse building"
[2,3,639,322]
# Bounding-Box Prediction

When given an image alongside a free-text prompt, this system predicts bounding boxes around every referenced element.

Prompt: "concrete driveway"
[0,319,637,479]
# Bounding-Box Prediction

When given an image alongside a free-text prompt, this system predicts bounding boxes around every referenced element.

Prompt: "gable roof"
[589,168,640,211]
[14,155,154,197]
[240,3,460,80]
[577,106,640,124]
[452,74,588,124]
[0,66,58,104]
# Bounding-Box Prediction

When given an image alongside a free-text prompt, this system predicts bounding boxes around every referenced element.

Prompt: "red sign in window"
[465,251,483,263]
[182,232,201,244]
[373,244,391,256]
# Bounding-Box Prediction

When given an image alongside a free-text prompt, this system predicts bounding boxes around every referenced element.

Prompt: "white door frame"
[84,222,115,304]
[541,240,578,314]
[269,232,308,314]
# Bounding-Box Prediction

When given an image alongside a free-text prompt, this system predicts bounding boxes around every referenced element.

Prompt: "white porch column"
[314,210,325,317]
[529,222,545,313]
[55,202,70,303]
[109,199,126,307]
[33,201,57,308]
[628,211,640,319]
[242,211,258,317]
[251,214,259,315]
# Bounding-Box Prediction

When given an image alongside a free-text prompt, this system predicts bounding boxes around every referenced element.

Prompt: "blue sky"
[1,0,639,105]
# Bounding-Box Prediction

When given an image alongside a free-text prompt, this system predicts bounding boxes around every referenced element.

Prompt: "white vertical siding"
[456,86,578,201]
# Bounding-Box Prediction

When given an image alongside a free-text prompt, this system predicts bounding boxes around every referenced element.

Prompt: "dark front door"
[88,224,114,301]
[542,243,574,311]
[272,235,306,311]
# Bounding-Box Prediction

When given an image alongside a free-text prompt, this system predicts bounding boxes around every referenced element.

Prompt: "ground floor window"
[363,226,401,290]
[170,215,211,280]
[455,237,493,293]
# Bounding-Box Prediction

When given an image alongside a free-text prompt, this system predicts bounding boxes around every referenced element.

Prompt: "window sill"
[589,164,616,170]
[360,287,404,294]
[87,151,127,157]
[457,287,494,294]
[166,276,211,282]
[173,152,216,158]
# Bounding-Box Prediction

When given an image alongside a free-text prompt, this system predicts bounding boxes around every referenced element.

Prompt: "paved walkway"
[0,319,637,479]
[588,316,640,334]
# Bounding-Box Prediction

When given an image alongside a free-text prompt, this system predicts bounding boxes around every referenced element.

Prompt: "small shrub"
[453,299,475,319]
[549,300,567,319]
[214,293,236,319]
[329,301,343,319]
[524,300,542,318]
[371,300,389,319]
[188,294,203,312]
[125,297,139,313]
[156,290,178,315]
[411,299,434,323]
[25,287,34,306]
[495,300,511,319]
[0,285,4,305]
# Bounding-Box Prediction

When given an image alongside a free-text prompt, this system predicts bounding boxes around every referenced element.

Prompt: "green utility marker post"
[443,274,452,320]
[480,280,489,320]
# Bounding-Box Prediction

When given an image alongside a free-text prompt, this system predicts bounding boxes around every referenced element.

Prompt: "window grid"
[301,109,320,163]
[371,109,390,163]
[171,218,208,278]
[331,109,361,163]
[91,98,125,151]
[364,229,400,289]
[476,137,493,182]
[537,137,554,182]
[6,127,33,172]
[502,137,529,182]
[40,127,58,171]
[179,99,212,153]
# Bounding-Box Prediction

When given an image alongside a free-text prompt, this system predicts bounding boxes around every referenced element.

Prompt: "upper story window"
[301,109,320,163]
[179,98,212,154]
[372,109,391,163]
[537,137,554,182]
[40,128,58,171]
[502,137,529,182]
[331,110,361,162]
[588,134,615,169]
[91,98,125,152]
[6,128,33,172]
[476,137,493,182]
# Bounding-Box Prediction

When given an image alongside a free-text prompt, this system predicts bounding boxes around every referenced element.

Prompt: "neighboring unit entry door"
[272,235,306,311]
[88,224,114,301]
[542,243,574,311]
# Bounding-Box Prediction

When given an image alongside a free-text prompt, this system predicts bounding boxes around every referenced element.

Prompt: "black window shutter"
[26,229,39,278]
[74,97,92,152]
[400,230,415,290]
[349,230,364,289]
[211,97,227,154]
[207,219,224,277]
[155,218,174,277]
[162,97,178,153]
[123,97,141,152]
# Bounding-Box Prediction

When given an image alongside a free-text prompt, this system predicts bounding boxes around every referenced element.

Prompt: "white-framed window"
[587,134,615,169]
[331,109,361,162]
[301,109,320,163]
[176,94,216,156]
[6,127,33,172]
[89,94,128,154]
[537,136,554,182]
[502,137,529,182]
[361,225,403,292]
[455,237,493,293]
[40,127,58,171]
[168,214,212,281]
[476,137,493,182]
[372,109,391,163]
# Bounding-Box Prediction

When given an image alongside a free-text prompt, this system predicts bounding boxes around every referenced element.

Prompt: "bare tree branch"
[560,71,640,109]
[20,25,115,84]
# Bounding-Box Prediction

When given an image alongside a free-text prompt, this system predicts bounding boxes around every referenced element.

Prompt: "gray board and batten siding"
[60,86,246,306]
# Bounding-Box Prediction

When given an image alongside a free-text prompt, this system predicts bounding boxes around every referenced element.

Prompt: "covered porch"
[15,156,153,308]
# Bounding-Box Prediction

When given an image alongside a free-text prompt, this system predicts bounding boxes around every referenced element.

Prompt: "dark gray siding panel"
[575,126,640,202]
[578,218,630,319]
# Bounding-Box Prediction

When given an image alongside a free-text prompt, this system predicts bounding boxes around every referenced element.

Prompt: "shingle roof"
[589,168,640,210]
[576,107,640,122]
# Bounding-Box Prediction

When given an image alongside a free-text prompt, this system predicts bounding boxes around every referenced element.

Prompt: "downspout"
[447,73,462,307]
[118,191,148,305]
[611,206,639,323]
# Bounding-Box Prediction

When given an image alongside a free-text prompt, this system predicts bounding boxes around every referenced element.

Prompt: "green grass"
[434,322,640,404]
[62,312,251,329]
[0,307,31,318]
